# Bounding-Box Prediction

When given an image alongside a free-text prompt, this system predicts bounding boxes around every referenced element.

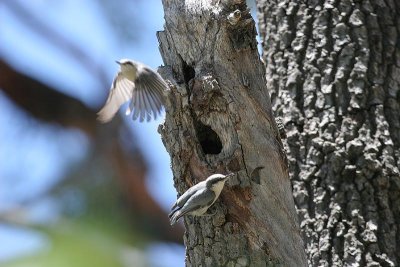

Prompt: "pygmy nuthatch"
[97,59,168,123]
[169,173,234,225]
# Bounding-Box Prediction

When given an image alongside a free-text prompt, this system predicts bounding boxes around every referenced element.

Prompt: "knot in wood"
[227,9,241,25]
[191,76,225,114]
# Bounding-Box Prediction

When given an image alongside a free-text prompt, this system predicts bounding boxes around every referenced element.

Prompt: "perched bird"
[169,173,234,225]
[97,59,168,123]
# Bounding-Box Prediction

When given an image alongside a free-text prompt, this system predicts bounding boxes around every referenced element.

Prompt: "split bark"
[158,0,306,266]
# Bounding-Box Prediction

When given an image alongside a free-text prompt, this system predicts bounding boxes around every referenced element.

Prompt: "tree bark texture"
[257,0,400,266]
[157,0,307,266]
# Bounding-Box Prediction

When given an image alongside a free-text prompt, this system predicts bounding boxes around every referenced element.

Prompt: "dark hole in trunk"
[194,120,222,155]
[182,61,195,84]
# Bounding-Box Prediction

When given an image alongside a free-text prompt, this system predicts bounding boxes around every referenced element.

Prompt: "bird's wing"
[129,65,167,122]
[177,189,216,217]
[97,72,134,123]
[170,181,206,211]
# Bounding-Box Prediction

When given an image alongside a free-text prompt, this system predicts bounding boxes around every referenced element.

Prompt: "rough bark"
[257,0,400,266]
[158,0,306,266]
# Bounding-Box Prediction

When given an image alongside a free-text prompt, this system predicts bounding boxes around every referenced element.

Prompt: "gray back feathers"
[169,173,233,225]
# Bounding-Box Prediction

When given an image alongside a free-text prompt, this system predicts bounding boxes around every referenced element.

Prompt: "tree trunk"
[157,0,307,266]
[257,0,400,266]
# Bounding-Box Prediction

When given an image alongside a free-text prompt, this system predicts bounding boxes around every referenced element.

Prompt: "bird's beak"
[225,173,235,179]
[115,60,121,65]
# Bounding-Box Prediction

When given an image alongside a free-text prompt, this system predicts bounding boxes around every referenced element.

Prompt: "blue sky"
[0,0,179,266]
[0,0,175,212]
[0,0,260,265]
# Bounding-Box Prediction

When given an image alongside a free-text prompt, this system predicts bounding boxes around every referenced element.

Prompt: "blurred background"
[0,1,258,266]
[0,0,185,266]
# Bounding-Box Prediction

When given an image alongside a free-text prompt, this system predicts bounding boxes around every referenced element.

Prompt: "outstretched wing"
[97,72,134,123]
[129,65,167,122]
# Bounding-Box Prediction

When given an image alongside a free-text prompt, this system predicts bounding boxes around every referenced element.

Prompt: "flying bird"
[97,59,168,123]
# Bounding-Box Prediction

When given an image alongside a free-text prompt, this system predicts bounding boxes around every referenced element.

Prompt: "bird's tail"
[169,209,182,225]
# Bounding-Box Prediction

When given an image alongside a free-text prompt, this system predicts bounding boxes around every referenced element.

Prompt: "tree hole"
[182,61,195,84]
[194,120,222,155]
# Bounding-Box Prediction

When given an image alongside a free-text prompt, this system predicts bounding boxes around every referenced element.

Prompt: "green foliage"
[2,219,147,267]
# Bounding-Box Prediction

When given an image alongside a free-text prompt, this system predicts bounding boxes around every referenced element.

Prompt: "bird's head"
[205,173,234,189]
[116,59,137,72]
